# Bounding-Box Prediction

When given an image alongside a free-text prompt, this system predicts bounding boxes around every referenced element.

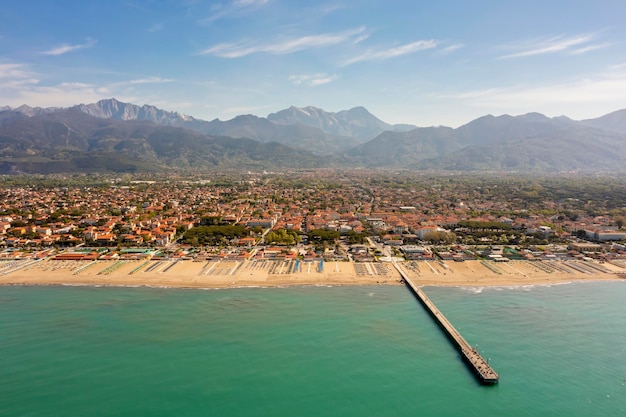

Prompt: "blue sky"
[1,0,626,127]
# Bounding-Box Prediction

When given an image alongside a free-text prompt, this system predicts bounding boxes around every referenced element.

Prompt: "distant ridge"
[349,112,626,172]
[1,98,626,173]
[69,99,363,154]
[0,106,332,174]
[75,98,196,125]
[267,105,415,141]
[581,109,626,134]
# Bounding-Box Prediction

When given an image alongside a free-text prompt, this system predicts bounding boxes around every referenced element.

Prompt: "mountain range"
[74,99,390,154]
[0,98,624,174]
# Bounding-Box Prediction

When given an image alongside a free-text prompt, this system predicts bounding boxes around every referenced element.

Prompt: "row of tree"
[457,220,513,230]
[182,225,248,246]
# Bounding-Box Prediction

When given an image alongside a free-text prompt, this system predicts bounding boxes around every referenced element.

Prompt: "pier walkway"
[393,262,499,384]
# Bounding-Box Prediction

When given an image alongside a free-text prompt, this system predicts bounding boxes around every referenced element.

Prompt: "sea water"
[0,282,624,416]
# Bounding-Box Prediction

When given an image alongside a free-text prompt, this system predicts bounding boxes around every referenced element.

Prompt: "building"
[584,229,626,241]
[568,242,602,252]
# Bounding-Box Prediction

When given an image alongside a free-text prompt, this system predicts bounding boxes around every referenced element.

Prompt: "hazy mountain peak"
[519,112,550,121]
[16,104,34,112]
[74,98,196,126]
[343,106,370,115]
[289,105,325,118]
[9,104,57,117]
[231,114,264,122]
[268,104,415,141]
[581,109,626,134]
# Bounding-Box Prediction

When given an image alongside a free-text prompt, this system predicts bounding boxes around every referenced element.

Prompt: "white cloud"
[101,76,175,91]
[309,75,338,86]
[498,34,607,59]
[609,62,626,70]
[438,70,626,119]
[342,39,438,66]
[0,63,174,108]
[0,63,39,90]
[0,63,35,79]
[3,82,108,108]
[318,4,345,16]
[233,0,269,6]
[570,43,611,55]
[439,88,501,100]
[201,0,269,24]
[353,33,370,44]
[200,27,366,57]
[438,44,464,55]
[289,73,338,87]
[41,38,96,56]
[128,77,174,84]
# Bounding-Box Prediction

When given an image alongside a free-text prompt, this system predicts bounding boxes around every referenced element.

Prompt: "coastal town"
[0,170,625,287]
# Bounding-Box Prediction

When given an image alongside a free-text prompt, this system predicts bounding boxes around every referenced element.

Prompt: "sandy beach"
[1,258,623,289]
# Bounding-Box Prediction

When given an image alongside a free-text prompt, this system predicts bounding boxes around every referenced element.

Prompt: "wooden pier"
[393,262,499,384]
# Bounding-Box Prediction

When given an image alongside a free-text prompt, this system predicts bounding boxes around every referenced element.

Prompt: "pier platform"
[393,262,499,384]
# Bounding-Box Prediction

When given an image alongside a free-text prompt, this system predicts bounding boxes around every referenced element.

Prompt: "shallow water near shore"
[1,282,624,416]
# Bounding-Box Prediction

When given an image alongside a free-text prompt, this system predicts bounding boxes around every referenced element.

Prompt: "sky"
[1,0,626,127]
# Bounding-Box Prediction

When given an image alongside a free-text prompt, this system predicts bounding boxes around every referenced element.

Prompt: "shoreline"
[1,277,623,291]
[0,258,623,290]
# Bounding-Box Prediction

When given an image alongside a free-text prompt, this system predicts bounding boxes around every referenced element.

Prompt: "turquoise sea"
[1,281,624,416]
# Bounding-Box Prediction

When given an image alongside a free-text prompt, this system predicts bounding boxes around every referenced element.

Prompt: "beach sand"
[396,258,623,286]
[1,258,623,289]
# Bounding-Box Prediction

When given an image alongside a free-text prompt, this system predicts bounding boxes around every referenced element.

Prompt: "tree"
[346,230,368,244]
[308,229,340,243]
[182,225,247,246]
[423,231,456,244]
[265,228,300,245]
